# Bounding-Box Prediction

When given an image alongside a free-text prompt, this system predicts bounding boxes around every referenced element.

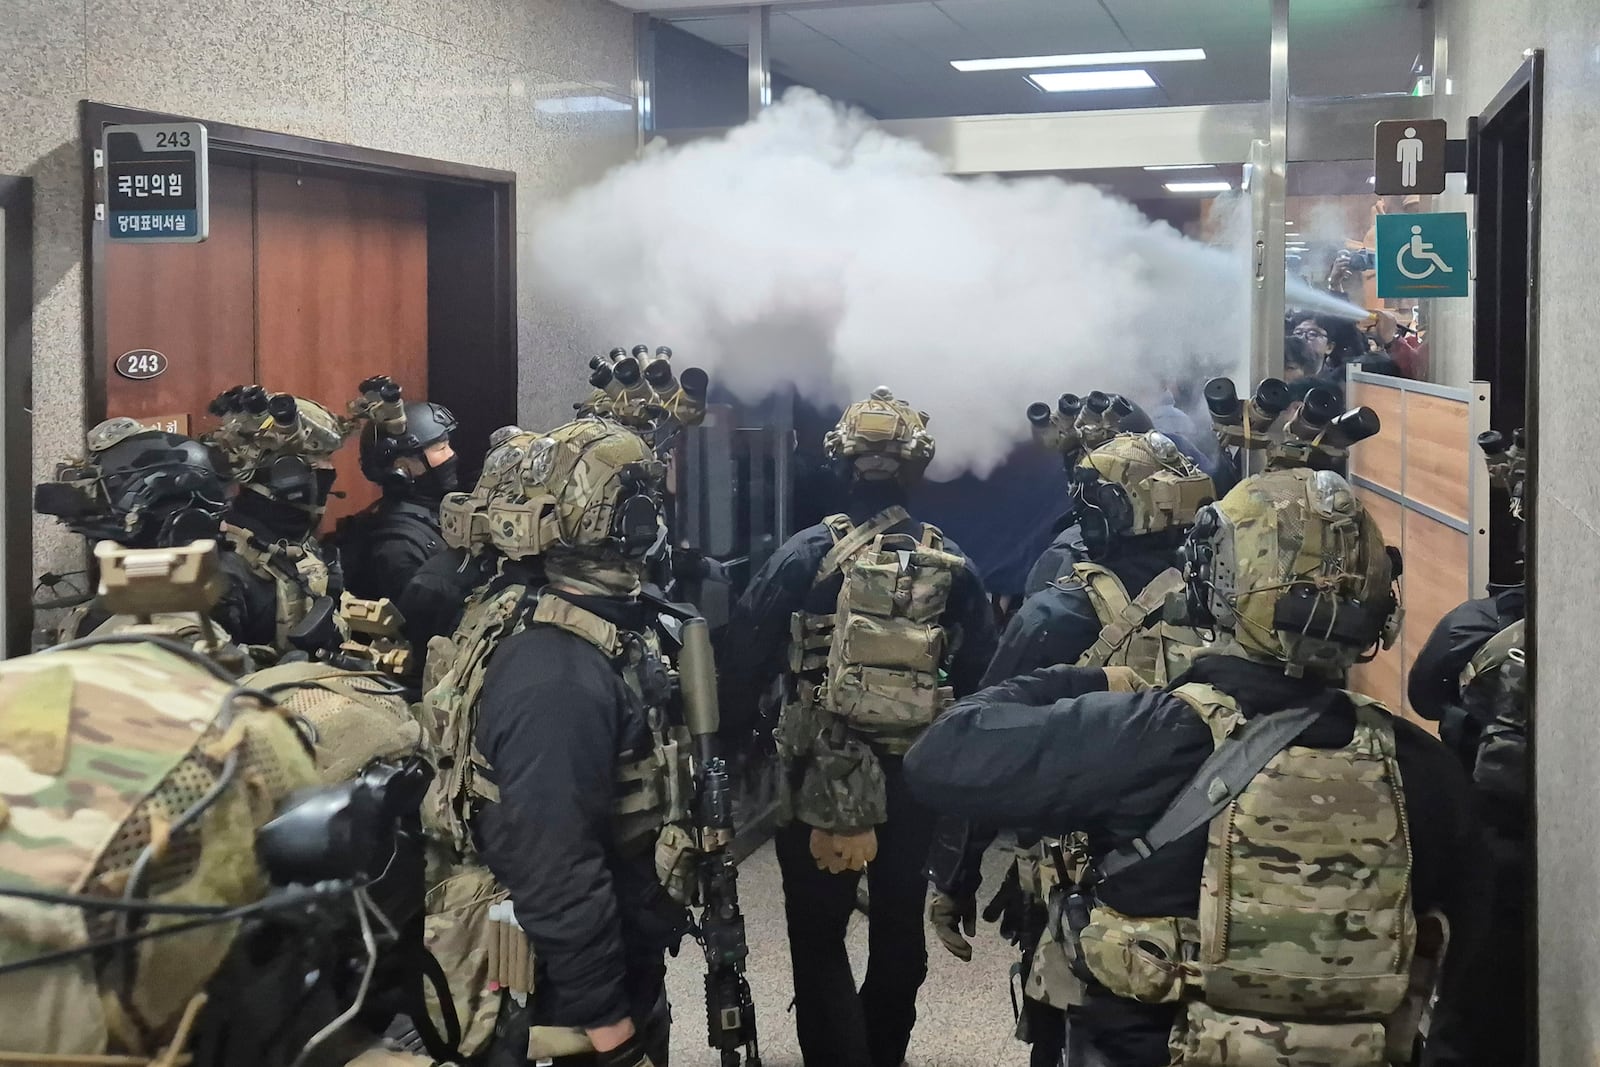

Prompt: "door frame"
[1,174,34,657]
[79,101,518,476]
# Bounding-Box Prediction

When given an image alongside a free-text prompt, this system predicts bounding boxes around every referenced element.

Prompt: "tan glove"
[1103,666,1150,693]
[928,889,976,962]
[809,827,878,873]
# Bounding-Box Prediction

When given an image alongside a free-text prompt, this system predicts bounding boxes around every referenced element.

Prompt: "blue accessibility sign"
[1375,212,1469,298]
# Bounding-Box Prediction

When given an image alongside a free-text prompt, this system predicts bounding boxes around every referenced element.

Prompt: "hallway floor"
[666,842,1031,1067]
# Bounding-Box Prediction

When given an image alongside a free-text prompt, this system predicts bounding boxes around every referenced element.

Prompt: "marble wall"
[1,0,639,576]
[1433,0,1600,1060]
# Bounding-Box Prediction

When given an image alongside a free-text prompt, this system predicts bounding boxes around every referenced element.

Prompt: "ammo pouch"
[655,822,700,905]
[1075,904,1194,1004]
[422,866,529,1057]
[1171,1002,1387,1067]
[794,728,888,831]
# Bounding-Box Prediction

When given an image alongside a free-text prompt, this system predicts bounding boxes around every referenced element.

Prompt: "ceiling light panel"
[1029,69,1156,93]
[953,48,1205,73]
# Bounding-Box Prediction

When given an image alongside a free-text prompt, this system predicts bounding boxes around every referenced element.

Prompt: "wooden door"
[104,163,256,438]
[101,164,429,526]
[255,171,429,523]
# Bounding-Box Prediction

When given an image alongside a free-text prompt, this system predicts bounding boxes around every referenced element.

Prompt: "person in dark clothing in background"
[719,388,997,1067]
[425,418,688,1067]
[337,399,460,603]
[904,466,1484,1067]
[1407,428,1529,1067]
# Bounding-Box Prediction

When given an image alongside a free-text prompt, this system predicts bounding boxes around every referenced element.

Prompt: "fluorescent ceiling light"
[1030,69,1155,93]
[1164,180,1232,193]
[954,48,1205,73]
[535,95,631,114]
[1143,164,1214,171]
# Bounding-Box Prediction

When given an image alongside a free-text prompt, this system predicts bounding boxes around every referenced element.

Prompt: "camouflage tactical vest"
[221,523,330,651]
[417,586,690,1057]
[1077,683,1417,1067]
[1460,618,1527,816]
[789,508,964,753]
[775,508,964,832]
[1068,564,1209,687]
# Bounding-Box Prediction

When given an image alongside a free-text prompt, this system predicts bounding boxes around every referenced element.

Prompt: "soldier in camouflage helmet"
[904,464,1483,1067]
[1407,428,1528,1067]
[718,387,996,1067]
[926,429,1220,1067]
[417,415,690,1067]
[203,386,354,658]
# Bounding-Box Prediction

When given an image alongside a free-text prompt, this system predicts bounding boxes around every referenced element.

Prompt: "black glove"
[982,860,1029,944]
[596,1031,659,1067]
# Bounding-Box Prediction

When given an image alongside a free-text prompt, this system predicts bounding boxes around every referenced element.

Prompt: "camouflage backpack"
[1068,564,1211,687]
[777,507,964,832]
[1075,683,1418,1067]
[241,660,420,783]
[1460,617,1527,813]
[0,642,318,1060]
[220,523,331,652]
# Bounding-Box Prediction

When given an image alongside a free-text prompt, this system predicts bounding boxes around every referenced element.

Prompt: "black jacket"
[903,655,1486,1067]
[472,584,687,1031]
[1023,523,1088,597]
[717,483,998,738]
[397,547,505,653]
[1408,585,1526,762]
[983,537,1181,688]
[337,498,444,603]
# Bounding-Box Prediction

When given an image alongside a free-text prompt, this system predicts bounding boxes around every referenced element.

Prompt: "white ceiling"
[638,0,1431,120]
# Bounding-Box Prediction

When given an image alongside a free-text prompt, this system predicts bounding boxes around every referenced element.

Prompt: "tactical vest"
[221,523,330,651]
[1460,618,1527,817]
[1076,683,1418,1067]
[1013,564,1212,1009]
[786,508,964,754]
[417,585,690,1057]
[1068,564,1209,686]
[776,508,964,833]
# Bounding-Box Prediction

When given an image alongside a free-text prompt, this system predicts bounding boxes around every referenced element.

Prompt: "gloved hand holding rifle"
[679,617,764,1067]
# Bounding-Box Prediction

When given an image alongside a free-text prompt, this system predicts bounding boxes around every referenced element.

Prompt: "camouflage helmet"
[1183,467,1401,677]
[481,417,664,561]
[1070,431,1216,557]
[0,641,319,1056]
[438,424,531,551]
[203,388,353,520]
[823,387,936,480]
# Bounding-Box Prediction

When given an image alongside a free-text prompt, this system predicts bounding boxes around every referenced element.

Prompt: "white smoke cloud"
[532,89,1254,478]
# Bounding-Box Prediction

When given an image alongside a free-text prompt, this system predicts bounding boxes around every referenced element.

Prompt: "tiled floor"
[666,843,1032,1067]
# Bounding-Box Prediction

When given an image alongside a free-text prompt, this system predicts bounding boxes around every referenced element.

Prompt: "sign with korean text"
[1375,212,1470,299]
[103,123,209,242]
[129,413,192,436]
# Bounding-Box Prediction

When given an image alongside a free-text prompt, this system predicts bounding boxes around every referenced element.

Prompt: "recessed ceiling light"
[953,48,1205,73]
[1030,69,1156,93]
[1165,180,1232,193]
[1143,164,1215,171]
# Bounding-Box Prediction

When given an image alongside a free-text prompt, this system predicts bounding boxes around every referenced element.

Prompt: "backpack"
[1076,683,1418,1066]
[813,507,966,752]
[1460,617,1527,813]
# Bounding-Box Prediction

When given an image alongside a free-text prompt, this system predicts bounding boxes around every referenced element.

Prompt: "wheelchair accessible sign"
[1375,212,1469,298]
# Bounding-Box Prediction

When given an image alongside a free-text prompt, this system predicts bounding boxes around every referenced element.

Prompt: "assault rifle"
[679,617,763,1067]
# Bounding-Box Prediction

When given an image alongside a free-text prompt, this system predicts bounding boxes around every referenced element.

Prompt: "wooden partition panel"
[1345,372,1490,726]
